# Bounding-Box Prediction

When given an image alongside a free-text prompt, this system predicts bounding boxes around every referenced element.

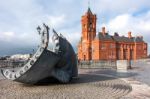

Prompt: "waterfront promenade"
[0,59,150,99]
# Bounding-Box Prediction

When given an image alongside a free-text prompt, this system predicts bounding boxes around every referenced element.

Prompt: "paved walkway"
[0,74,131,99]
[79,59,150,99]
[0,59,150,99]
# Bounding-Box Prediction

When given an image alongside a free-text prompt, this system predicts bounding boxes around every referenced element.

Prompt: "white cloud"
[47,14,66,28]
[3,32,14,37]
[0,31,40,47]
[63,32,81,45]
[107,14,130,31]
[0,0,150,55]
[104,11,150,38]
[0,32,15,41]
[101,11,150,53]
[90,0,150,17]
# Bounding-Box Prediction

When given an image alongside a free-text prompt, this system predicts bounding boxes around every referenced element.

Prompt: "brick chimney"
[139,36,143,40]
[102,27,106,35]
[128,31,132,38]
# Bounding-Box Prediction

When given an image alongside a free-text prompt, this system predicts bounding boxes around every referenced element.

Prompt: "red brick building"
[78,8,148,61]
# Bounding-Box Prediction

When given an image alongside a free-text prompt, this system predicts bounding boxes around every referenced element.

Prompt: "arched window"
[83,24,86,28]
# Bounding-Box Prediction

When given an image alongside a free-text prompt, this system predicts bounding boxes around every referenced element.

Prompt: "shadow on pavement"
[22,74,116,86]
[70,74,115,84]
[84,69,138,78]
[0,68,138,86]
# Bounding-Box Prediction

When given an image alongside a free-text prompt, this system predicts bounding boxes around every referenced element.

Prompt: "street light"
[134,36,137,61]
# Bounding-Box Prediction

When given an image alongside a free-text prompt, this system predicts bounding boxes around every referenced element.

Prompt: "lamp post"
[134,36,137,61]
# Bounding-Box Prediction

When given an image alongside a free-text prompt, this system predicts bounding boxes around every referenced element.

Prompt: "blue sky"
[0,0,150,56]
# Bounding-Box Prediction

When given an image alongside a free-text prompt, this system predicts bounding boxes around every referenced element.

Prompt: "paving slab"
[0,73,131,99]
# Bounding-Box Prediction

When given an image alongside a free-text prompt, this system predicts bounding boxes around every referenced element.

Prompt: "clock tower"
[81,7,97,42]
[78,7,97,61]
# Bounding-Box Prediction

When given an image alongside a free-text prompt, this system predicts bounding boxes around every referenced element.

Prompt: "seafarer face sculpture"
[1,23,78,84]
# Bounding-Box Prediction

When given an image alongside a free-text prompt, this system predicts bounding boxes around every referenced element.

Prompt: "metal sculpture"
[1,23,78,84]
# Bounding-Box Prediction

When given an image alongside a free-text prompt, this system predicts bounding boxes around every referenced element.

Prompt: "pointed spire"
[88,7,91,12]
[87,0,92,14]
[87,7,92,14]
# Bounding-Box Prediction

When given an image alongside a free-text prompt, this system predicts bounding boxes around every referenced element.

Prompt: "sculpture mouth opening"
[1,23,78,84]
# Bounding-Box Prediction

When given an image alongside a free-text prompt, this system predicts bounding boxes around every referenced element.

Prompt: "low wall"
[130,58,150,66]
[78,60,116,69]
[78,59,149,70]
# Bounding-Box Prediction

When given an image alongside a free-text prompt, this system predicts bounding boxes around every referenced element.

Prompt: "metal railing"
[78,60,116,69]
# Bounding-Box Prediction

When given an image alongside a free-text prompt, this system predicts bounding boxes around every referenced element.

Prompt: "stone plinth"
[117,60,131,71]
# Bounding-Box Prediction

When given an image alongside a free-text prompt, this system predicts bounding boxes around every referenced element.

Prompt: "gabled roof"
[112,36,133,42]
[112,36,143,42]
[95,32,114,41]
[95,32,144,43]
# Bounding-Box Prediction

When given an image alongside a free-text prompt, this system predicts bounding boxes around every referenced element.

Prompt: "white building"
[10,54,31,60]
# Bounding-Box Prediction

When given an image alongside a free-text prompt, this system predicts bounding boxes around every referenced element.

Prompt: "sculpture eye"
[30,60,34,65]
[5,71,9,76]
[42,40,45,44]
[54,39,59,44]
[20,70,23,75]
[24,66,29,71]
[42,33,45,36]
[14,75,17,79]
[40,47,44,52]
[35,55,39,59]
[9,73,12,78]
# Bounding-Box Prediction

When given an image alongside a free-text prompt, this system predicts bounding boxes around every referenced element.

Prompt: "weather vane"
[88,0,90,8]
[102,16,106,26]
